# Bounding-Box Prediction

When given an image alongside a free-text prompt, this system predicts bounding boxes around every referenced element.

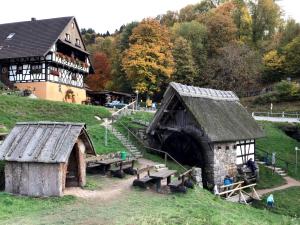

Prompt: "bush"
[253,92,278,104]
[275,80,300,96]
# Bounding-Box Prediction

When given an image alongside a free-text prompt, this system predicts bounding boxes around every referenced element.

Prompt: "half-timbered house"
[147,82,265,187]
[0,17,92,103]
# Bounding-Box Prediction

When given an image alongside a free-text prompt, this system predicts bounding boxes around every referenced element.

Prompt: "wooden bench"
[109,160,136,178]
[132,165,155,188]
[168,169,193,193]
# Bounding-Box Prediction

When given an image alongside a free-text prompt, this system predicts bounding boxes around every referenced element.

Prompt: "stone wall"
[212,142,237,185]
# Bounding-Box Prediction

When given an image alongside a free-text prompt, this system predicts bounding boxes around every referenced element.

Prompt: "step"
[279,173,287,176]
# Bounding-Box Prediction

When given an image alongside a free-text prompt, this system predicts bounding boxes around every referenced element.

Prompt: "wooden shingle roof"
[0,17,72,59]
[0,122,96,163]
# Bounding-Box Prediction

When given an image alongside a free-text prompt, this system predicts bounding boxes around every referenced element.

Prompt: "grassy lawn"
[253,187,300,219]
[256,122,300,180]
[0,187,298,225]
[0,95,124,154]
[257,165,286,189]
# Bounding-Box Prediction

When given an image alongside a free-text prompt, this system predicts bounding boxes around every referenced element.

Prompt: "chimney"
[31,18,36,21]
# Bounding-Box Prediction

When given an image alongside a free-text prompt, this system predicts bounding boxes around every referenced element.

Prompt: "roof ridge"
[0,16,74,26]
[170,82,239,101]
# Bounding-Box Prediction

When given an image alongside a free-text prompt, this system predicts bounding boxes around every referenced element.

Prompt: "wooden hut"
[0,122,96,197]
[147,82,264,187]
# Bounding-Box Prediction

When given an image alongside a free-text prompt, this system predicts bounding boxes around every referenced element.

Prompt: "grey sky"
[0,0,299,33]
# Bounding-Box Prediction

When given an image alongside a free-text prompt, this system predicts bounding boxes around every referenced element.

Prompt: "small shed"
[0,122,96,197]
[147,82,265,186]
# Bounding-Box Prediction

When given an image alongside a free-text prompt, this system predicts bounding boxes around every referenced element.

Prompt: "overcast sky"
[0,0,299,33]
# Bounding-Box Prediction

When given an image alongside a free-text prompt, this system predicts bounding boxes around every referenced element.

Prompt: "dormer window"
[6,33,15,40]
[75,39,81,47]
[65,33,70,42]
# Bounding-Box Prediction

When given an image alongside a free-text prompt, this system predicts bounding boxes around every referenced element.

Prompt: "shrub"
[275,80,300,96]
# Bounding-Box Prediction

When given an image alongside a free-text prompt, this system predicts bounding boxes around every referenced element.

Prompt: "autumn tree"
[198,2,237,55]
[262,50,285,82]
[279,19,300,47]
[122,19,174,96]
[203,42,262,93]
[157,11,178,27]
[85,52,111,91]
[172,37,197,84]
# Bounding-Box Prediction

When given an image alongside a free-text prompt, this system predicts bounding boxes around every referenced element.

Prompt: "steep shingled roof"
[0,17,73,59]
[0,122,96,163]
[147,82,264,142]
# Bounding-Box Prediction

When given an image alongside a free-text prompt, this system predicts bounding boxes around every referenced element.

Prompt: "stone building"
[0,122,96,197]
[147,82,264,187]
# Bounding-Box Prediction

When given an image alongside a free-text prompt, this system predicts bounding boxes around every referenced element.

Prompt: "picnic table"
[86,157,124,173]
[149,169,177,191]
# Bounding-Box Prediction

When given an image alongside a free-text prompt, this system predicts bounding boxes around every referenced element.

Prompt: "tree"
[198,2,237,55]
[202,42,262,94]
[85,52,111,91]
[279,19,300,47]
[110,22,139,92]
[262,50,285,82]
[172,21,207,73]
[122,19,174,95]
[250,0,281,44]
[157,11,178,27]
[172,37,197,84]
[232,0,252,42]
[283,36,300,77]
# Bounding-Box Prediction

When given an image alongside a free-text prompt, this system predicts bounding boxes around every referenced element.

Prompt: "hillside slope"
[0,95,124,154]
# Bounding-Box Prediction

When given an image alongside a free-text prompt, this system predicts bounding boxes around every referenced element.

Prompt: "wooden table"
[150,169,177,191]
[86,158,124,173]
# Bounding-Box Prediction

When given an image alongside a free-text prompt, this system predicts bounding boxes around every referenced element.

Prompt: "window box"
[50,70,59,76]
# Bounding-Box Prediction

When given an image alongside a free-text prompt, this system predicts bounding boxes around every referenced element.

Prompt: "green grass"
[257,165,286,189]
[0,192,75,221]
[253,187,300,219]
[256,122,300,180]
[0,94,124,154]
[0,188,298,224]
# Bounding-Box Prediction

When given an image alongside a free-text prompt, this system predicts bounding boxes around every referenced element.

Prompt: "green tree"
[279,19,300,47]
[232,0,252,42]
[283,36,300,77]
[250,0,281,44]
[172,37,197,84]
[172,21,207,72]
[157,11,178,27]
[122,19,174,95]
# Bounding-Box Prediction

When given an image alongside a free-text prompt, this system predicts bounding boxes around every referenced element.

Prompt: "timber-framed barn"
[0,122,96,197]
[0,17,93,103]
[147,82,265,187]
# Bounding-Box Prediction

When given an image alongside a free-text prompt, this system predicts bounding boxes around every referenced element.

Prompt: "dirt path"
[64,158,157,200]
[257,176,300,196]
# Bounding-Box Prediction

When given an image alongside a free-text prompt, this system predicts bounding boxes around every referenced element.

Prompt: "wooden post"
[164,153,167,167]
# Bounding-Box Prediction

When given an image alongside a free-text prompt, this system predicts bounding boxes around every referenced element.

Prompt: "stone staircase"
[109,125,143,159]
[257,161,287,177]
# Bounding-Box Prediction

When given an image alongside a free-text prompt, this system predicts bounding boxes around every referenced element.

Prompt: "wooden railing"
[252,111,300,118]
[111,101,137,120]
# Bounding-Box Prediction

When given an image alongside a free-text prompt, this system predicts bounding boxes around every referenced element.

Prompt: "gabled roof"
[0,17,74,59]
[0,122,96,163]
[147,82,265,142]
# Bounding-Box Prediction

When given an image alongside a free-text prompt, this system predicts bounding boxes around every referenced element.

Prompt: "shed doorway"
[66,144,80,187]
[162,131,208,186]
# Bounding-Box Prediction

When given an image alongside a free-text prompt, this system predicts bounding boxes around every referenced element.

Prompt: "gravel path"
[257,176,300,196]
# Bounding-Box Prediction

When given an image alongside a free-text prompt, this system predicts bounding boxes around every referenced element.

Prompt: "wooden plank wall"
[5,162,63,197]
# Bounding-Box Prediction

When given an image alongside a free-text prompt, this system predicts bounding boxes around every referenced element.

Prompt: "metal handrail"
[252,111,300,118]
[255,147,295,171]
[112,118,188,172]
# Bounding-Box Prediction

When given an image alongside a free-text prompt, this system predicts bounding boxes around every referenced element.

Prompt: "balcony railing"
[52,52,89,73]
